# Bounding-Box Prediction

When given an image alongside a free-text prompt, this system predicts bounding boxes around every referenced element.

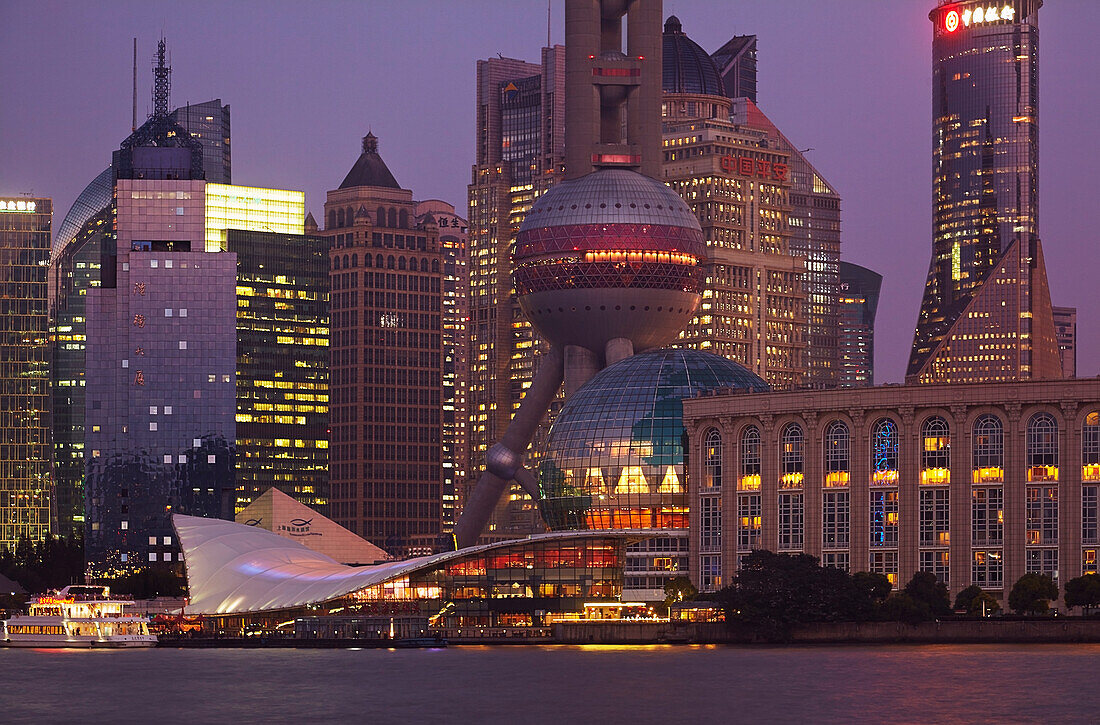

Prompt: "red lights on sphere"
[945,9,960,32]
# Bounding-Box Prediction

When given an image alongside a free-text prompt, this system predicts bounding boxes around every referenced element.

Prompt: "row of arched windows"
[701,412,1100,490]
[328,205,410,230]
[333,254,441,273]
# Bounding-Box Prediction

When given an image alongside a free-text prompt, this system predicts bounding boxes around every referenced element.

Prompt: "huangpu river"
[3,644,1098,723]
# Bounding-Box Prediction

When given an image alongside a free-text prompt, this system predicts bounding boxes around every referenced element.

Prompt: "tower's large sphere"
[513,169,705,352]
[537,348,769,531]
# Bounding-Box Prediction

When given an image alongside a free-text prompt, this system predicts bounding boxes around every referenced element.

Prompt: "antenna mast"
[132,38,138,131]
[153,38,171,119]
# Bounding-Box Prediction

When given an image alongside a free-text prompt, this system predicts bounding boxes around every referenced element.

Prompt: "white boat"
[2,585,157,648]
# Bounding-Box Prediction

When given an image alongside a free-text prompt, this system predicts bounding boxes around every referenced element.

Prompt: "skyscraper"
[0,197,52,550]
[83,41,237,574]
[415,200,468,533]
[710,34,757,104]
[466,47,565,539]
[51,98,231,540]
[660,17,807,389]
[909,1,1060,384]
[1053,306,1077,379]
[322,133,443,555]
[837,261,882,388]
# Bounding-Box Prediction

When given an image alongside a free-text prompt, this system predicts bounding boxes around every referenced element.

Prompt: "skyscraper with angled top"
[909,1,1060,384]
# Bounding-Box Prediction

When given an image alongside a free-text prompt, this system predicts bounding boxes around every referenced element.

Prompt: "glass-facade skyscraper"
[0,197,52,549]
[909,0,1060,383]
[838,261,882,388]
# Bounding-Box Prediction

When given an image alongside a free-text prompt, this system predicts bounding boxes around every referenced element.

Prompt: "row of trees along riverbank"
[686,550,1100,642]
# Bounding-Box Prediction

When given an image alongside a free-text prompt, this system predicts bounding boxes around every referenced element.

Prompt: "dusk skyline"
[2,0,1098,383]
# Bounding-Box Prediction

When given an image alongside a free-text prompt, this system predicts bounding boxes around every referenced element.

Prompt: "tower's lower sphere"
[513,169,706,352]
[537,348,769,531]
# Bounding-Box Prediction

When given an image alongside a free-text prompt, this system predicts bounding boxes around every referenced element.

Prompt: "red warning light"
[944,9,960,32]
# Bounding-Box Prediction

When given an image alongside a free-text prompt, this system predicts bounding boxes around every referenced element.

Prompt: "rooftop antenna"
[132,38,138,131]
[152,37,171,120]
[547,0,551,47]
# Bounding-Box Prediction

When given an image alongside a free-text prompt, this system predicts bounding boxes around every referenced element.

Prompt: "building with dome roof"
[659,16,809,389]
[538,348,767,599]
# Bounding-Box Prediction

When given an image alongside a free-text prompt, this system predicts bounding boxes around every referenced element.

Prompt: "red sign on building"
[720,155,789,182]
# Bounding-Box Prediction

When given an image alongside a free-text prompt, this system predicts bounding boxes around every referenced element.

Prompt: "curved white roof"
[173,515,661,615]
[520,169,700,229]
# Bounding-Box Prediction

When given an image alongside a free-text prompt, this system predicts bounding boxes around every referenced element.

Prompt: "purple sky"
[2,0,1097,383]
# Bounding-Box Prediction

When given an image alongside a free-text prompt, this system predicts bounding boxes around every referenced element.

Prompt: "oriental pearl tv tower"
[452,0,705,548]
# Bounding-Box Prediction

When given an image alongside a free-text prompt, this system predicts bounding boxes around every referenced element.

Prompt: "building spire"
[362,131,378,154]
[152,37,171,120]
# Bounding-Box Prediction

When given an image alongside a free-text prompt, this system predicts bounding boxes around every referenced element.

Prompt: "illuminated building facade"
[227,228,328,514]
[684,378,1100,603]
[538,349,768,599]
[466,47,565,539]
[1053,306,1076,379]
[51,99,231,540]
[661,17,807,389]
[838,261,882,388]
[909,1,1060,384]
[0,197,52,549]
[83,42,237,574]
[321,133,443,555]
[415,201,468,533]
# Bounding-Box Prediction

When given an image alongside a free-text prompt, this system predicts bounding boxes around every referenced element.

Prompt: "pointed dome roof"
[338,131,401,190]
[663,16,726,96]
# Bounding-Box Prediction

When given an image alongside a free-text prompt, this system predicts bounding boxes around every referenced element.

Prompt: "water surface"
[2,643,1096,723]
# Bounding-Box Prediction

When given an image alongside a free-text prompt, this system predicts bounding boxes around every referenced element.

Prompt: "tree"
[715,551,880,641]
[903,571,951,616]
[852,571,892,605]
[1008,573,1059,615]
[953,585,1001,616]
[881,593,932,624]
[664,576,698,606]
[1063,574,1100,614]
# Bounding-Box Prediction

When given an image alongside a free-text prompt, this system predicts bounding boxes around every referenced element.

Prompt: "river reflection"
[2,643,1097,724]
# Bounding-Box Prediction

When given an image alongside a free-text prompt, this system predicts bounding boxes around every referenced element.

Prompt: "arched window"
[376,206,387,227]
[1027,412,1059,481]
[973,414,1004,483]
[399,209,409,228]
[432,259,440,273]
[1084,412,1100,482]
[364,254,372,268]
[376,254,384,268]
[704,428,722,489]
[780,422,804,488]
[739,425,760,490]
[351,254,358,268]
[387,256,395,270]
[332,256,340,270]
[387,208,397,227]
[337,208,346,227]
[921,416,950,485]
[824,420,849,486]
[328,209,337,229]
[342,254,349,269]
[398,257,406,271]
[345,206,354,226]
[871,418,898,485]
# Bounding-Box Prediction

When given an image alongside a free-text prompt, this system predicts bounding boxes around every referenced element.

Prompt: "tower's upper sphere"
[513,169,705,352]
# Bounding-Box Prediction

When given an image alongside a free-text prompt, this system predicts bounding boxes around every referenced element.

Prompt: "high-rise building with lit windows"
[321,133,443,556]
[82,41,237,574]
[660,16,807,389]
[415,200,467,533]
[0,197,52,550]
[1053,306,1076,379]
[467,47,565,539]
[51,99,231,540]
[838,261,882,388]
[228,227,329,514]
[909,1,1060,384]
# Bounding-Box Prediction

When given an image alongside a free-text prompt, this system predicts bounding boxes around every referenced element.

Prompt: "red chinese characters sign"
[720,155,789,182]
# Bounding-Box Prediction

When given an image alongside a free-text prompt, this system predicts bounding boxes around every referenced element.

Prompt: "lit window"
[121,521,128,530]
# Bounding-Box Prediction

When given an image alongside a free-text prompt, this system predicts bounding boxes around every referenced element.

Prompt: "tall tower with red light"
[452,0,709,549]
[908,1,1060,384]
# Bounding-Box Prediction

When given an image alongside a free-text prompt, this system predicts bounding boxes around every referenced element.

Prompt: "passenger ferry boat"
[2,585,157,648]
